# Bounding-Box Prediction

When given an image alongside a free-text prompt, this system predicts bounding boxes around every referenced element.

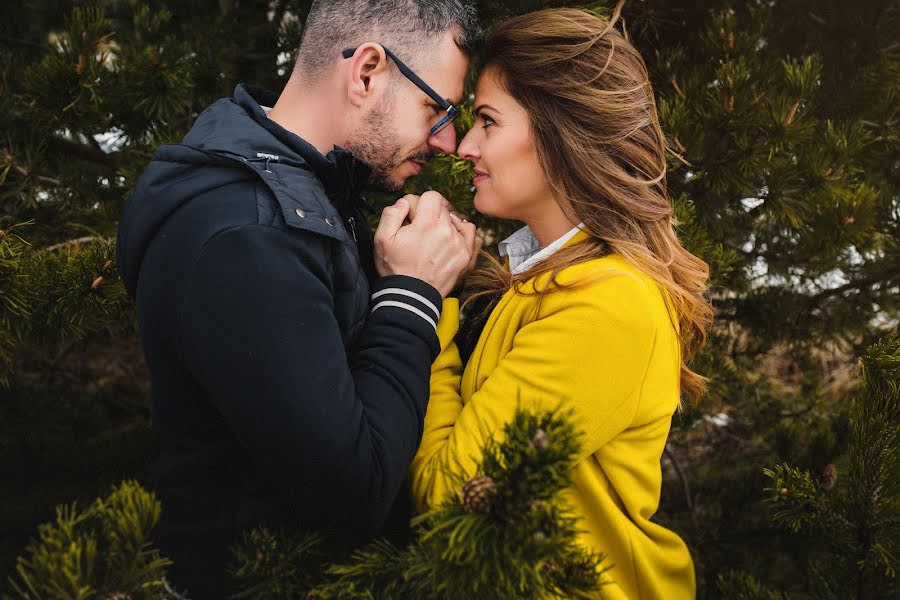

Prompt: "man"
[116,1,482,597]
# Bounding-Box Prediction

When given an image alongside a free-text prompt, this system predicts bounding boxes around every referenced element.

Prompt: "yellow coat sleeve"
[411,272,658,512]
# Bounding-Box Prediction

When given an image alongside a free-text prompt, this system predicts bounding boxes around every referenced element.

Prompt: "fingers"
[420,190,449,207]
[474,233,484,254]
[399,194,420,221]
[470,234,484,269]
[374,198,411,246]
[412,192,445,222]
[399,190,454,223]
[458,220,477,254]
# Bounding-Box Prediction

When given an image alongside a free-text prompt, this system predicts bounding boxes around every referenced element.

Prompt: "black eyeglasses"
[341,45,460,137]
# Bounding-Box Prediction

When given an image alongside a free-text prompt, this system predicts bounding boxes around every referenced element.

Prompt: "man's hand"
[374,191,478,297]
[398,192,466,224]
[398,191,484,291]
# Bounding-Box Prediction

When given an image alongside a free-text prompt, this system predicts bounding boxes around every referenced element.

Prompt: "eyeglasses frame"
[341,45,461,137]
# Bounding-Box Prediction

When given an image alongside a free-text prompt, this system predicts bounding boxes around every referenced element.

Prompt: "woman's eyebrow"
[474,103,501,116]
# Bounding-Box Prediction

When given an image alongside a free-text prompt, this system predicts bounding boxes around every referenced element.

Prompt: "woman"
[409,4,713,599]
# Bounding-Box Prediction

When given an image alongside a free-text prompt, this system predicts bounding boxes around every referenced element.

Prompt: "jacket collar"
[234,84,372,212]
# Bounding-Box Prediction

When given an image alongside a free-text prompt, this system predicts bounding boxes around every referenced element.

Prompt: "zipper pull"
[347,216,358,242]
[255,152,279,173]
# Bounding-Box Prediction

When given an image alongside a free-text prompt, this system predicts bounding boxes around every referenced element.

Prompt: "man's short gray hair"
[296,0,482,82]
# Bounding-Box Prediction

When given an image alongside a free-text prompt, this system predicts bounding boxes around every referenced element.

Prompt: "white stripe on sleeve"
[371,300,438,330]
[371,287,440,320]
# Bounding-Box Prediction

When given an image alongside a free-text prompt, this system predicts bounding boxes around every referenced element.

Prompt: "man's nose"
[457,128,479,162]
[428,124,457,155]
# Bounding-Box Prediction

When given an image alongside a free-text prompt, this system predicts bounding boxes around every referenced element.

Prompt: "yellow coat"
[410,230,695,599]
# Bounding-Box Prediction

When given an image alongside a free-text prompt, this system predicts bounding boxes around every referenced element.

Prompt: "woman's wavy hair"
[465,1,714,402]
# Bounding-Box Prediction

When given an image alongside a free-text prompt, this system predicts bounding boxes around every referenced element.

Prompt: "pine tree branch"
[0,34,45,50]
[664,444,697,527]
[808,265,900,306]
[670,76,686,100]
[807,12,829,27]
[46,137,120,170]
[778,403,817,419]
[271,0,289,25]
[10,163,62,186]
[878,42,899,56]
[697,527,787,546]
[86,134,105,154]
[40,236,104,253]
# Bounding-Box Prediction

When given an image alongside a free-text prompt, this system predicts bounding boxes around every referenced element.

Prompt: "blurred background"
[0,0,897,597]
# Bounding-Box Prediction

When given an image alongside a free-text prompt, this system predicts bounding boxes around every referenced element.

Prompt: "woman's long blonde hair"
[465,2,714,402]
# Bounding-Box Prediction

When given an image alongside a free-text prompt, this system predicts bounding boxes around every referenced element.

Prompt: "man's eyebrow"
[430,97,459,108]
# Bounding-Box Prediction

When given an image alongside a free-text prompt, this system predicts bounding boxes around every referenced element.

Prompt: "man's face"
[347,32,469,192]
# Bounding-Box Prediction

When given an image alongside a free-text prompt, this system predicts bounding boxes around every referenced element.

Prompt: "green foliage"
[22,5,116,134]
[0,230,130,387]
[760,331,899,598]
[229,529,325,599]
[110,5,196,131]
[6,480,171,600]
[0,0,897,597]
[21,239,131,345]
[308,539,408,600]
[0,220,31,386]
[651,3,895,350]
[716,570,789,600]
[231,407,608,599]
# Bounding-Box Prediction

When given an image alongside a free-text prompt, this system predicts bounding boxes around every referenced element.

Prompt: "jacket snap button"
[325,217,335,227]
[295,208,306,218]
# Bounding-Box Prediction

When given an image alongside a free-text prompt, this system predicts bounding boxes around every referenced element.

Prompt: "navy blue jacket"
[117,85,442,598]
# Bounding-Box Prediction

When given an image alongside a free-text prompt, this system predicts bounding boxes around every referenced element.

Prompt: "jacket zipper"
[347,216,358,242]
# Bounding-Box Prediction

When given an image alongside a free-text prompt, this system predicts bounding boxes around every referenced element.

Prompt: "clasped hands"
[374,190,483,297]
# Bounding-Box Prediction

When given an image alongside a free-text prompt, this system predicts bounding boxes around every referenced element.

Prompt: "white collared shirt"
[498,223,584,275]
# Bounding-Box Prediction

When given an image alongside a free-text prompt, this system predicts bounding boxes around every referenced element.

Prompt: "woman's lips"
[473,170,489,185]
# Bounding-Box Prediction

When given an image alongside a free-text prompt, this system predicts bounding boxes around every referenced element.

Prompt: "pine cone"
[462,476,496,513]
[820,464,838,489]
[529,428,549,451]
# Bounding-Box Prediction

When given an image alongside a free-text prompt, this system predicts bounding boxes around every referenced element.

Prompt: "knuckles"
[419,190,446,202]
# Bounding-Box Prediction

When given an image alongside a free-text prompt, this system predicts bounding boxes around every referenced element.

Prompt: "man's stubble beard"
[346,95,408,193]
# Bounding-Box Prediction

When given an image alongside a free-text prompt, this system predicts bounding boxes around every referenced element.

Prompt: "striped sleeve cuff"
[370,275,442,331]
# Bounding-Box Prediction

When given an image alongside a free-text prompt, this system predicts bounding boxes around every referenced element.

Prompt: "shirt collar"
[499,223,585,275]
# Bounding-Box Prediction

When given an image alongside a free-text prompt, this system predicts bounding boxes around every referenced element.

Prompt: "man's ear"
[346,43,390,108]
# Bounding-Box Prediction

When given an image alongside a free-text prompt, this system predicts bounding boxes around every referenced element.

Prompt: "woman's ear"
[346,43,390,108]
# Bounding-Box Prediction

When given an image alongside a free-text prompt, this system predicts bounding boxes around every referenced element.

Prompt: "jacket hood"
[116,84,371,297]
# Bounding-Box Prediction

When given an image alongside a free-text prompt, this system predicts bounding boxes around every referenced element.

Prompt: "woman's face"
[457,67,554,221]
